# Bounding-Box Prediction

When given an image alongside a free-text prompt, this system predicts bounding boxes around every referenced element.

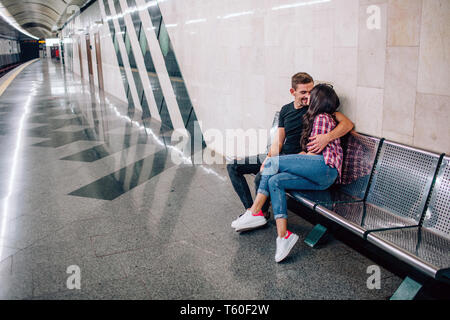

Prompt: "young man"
[227,72,354,232]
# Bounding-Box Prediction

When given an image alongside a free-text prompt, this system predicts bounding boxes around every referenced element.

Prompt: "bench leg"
[304,224,327,248]
[390,277,422,300]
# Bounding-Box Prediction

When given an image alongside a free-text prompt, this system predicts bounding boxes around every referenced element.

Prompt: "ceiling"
[1,0,92,39]
[0,13,21,39]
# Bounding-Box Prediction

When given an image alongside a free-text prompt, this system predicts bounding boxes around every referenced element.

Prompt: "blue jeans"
[257,155,338,220]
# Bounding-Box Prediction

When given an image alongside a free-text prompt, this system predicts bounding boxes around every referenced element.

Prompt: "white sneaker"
[233,210,267,232]
[231,210,250,229]
[275,231,299,263]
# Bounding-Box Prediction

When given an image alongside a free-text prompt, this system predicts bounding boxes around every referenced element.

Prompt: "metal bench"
[288,132,381,245]
[312,141,440,236]
[289,138,448,299]
[262,112,449,298]
[367,155,450,299]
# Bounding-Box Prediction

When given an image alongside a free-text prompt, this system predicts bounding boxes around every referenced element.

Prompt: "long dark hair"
[300,84,340,151]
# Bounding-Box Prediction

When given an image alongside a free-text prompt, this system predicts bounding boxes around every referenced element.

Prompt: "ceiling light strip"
[0,3,39,39]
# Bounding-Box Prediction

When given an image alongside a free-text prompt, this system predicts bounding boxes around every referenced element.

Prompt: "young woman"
[231,84,343,262]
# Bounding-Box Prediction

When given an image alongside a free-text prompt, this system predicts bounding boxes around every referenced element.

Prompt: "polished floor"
[0,59,418,299]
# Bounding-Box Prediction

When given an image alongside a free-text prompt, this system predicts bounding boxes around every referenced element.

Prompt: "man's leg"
[226,155,264,210]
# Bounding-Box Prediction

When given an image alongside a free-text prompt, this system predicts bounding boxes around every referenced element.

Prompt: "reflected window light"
[146,0,167,9]
[219,11,254,19]
[272,0,331,10]
[102,97,226,181]
[185,18,207,25]
[0,94,34,260]
[165,24,178,28]
[125,6,138,15]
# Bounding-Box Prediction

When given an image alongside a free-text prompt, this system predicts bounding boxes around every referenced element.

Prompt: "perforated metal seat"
[367,156,450,280]
[315,202,419,237]
[289,187,358,210]
[314,141,441,238]
[289,132,380,209]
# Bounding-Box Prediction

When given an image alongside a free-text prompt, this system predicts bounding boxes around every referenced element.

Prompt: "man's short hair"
[291,72,314,89]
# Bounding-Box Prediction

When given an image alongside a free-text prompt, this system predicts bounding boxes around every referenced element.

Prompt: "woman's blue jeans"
[257,154,338,220]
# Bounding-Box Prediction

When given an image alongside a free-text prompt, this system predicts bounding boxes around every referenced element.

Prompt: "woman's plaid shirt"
[310,113,343,182]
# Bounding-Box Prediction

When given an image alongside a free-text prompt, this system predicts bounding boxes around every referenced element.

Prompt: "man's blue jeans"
[257,154,338,220]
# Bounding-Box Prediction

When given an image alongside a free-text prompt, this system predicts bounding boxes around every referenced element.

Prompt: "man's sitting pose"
[227,72,354,232]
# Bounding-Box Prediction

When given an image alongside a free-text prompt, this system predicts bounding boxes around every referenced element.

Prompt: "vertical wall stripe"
[100,0,136,114]
[104,0,143,116]
[142,0,205,148]
[119,0,165,122]
[90,33,99,90]
[134,0,185,132]
[111,0,154,120]
[122,0,171,129]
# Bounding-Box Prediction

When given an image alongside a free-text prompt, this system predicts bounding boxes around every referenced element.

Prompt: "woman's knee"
[268,175,283,190]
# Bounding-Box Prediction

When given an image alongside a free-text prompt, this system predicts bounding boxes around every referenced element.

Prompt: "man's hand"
[307,133,330,153]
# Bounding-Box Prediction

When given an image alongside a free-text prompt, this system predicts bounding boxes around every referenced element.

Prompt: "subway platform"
[0,59,447,300]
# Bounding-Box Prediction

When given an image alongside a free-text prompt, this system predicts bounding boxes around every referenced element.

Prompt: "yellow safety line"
[0,58,40,97]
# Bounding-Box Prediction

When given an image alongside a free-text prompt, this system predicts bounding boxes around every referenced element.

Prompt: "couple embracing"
[227,72,354,262]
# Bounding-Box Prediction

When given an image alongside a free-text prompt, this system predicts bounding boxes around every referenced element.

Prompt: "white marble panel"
[357,1,387,88]
[334,0,359,47]
[356,86,384,136]
[312,9,334,82]
[414,93,450,154]
[382,47,419,137]
[417,0,450,96]
[333,47,358,122]
[387,0,422,46]
[294,47,314,77]
[382,129,413,145]
[240,46,265,76]
[293,4,314,49]
[264,45,295,78]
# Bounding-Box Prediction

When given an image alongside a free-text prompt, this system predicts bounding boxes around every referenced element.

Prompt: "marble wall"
[62,1,128,104]
[159,0,449,155]
[63,0,450,156]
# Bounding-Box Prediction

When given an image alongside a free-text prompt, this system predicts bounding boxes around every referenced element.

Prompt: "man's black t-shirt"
[278,102,307,155]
